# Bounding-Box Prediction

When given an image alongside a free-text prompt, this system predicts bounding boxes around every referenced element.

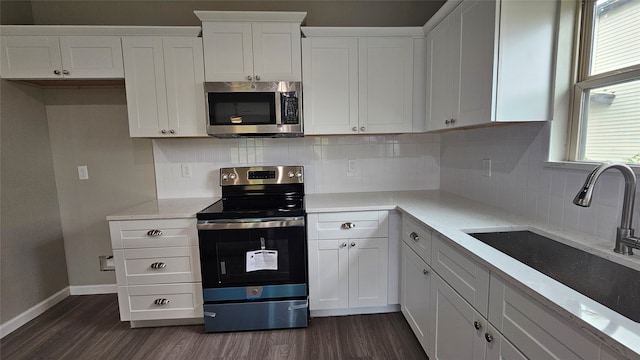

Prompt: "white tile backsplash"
[153,133,441,198]
[440,121,639,243]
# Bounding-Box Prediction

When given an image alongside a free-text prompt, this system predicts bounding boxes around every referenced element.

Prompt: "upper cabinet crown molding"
[302,27,424,38]
[0,25,201,37]
[194,11,307,23]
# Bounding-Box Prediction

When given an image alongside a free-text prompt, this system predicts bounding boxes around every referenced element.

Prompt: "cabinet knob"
[484,333,494,343]
[445,119,450,125]
[247,75,252,81]
[352,127,358,132]
[360,126,366,132]
[341,222,356,229]
[450,118,456,125]
[169,129,175,134]
[150,262,167,269]
[423,269,429,275]
[473,321,482,330]
[410,232,420,241]
[255,75,261,81]
[62,69,69,75]
[146,229,163,236]
[350,242,356,247]
[161,129,167,134]
[153,298,170,306]
[341,242,347,248]
[53,70,61,75]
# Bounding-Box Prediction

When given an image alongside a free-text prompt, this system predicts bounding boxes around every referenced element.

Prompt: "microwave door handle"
[275,92,282,126]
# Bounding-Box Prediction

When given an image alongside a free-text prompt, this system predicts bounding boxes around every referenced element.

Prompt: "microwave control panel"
[281,92,299,125]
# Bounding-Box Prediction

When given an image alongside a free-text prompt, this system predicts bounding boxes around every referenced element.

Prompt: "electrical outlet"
[181,164,192,178]
[482,159,491,177]
[77,165,89,180]
[99,255,115,271]
[348,159,356,173]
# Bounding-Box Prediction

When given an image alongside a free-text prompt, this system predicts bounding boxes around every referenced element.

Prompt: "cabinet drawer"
[117,283,203,321]
[114,246,201,285]
[431,234,489,316]
[489,274,600,360]
[402,215,432,263]
[310,211,388,240]
[110,218,197,249]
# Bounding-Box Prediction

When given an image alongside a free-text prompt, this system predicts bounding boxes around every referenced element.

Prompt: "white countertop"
[307,190,640,359]
[106,197,218,221]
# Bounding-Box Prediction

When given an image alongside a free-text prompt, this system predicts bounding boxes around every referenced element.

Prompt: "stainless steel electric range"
[196,166,308,332]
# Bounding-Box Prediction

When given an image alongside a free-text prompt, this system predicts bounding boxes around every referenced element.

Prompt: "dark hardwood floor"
[1,294,427,360]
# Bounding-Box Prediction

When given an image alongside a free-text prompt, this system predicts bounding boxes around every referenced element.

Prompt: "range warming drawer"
[203,299,308,332]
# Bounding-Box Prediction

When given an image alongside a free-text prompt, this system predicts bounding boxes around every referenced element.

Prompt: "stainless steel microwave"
[204,82,302,138]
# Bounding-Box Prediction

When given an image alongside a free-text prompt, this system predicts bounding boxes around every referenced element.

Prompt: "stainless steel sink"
[468,230,640,322]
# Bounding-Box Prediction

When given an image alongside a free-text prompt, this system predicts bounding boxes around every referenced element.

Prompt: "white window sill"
[544,160,640,175]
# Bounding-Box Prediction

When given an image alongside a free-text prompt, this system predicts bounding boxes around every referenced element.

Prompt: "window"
[570,0,640,163]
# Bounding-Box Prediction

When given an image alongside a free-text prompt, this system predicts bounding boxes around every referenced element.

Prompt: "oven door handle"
[197,216,305,230]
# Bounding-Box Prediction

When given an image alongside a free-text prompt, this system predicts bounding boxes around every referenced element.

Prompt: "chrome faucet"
[573,162,640,255]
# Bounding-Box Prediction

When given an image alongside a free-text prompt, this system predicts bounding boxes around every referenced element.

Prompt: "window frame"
[567,0,640,163]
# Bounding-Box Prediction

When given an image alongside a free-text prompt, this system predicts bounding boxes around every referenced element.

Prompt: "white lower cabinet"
[400,214,629,360]
[307,211,390,313]
[109,218,203,325]
[401,242,431,353]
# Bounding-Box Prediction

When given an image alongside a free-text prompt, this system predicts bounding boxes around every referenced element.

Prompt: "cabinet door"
[201,22,253,81]
[358,37,413,134]
[348,237,388,308]
[252,22,302,81]
[0,36,62,79]
[162,37,207,136]
[302,37,358,135]
[430,274,486,360]
[59,36,124,78]
[426,14,457,131]
[401,243,431,353]
[308,239,349,310]
[456,0,496,126]
[122,37,170,137]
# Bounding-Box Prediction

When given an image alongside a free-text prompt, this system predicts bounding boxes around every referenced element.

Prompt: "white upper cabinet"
[302,28,424,135]
[122,36,206,138]
[196,11,306,82]
[426,0,558,131]
[0,35,123,79]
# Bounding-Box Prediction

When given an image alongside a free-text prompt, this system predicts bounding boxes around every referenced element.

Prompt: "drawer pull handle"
[485,333,494,343]
[204,311,216,318]
[410,232,420,241]
[150,262,167,269]
[473,321,482,330]
[153,298,170,306]
[341,222,356,229]
[147,229,163,236]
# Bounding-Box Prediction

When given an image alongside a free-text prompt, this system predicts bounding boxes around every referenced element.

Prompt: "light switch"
[77,165,89,180]
[348,159,356,173]
[482,159,491,177]
[181,164,192,178]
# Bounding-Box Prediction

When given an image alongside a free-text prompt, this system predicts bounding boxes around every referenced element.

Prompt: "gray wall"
[0,80,68,322]
[44,88,156,286]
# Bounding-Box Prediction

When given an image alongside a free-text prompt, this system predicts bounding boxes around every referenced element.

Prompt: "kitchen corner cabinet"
[307,211,390,313]
[0,35,123,79]
[122,36,207,138]
[109,218,203,324]
[200,22,302,82]
[426,0,557,131]
[302,28,424,135]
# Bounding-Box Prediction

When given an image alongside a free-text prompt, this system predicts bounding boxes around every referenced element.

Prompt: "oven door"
[197,216,307,302]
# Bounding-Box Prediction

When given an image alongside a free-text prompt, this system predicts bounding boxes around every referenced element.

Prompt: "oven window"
[199,226,306,288]
[208,92,276,126]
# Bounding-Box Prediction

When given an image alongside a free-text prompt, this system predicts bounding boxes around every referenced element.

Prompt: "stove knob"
[229,173,237,180]
[295,171,303,178]
[221,173,229,181]
[288,171,295,178]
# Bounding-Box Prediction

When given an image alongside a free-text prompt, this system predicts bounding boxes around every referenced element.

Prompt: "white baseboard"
[0,287,70,339]
[69,284,117,295]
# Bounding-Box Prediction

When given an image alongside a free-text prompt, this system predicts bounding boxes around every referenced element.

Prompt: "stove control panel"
[220,166,304,186]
